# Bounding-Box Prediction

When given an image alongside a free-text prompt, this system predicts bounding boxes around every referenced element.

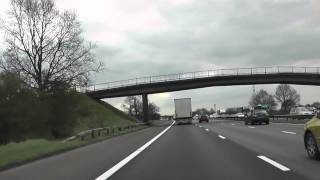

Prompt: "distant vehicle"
[212,113,219,118]
[304,113,320,160]
[209,114,215,119]
[174,98,192,124]
[306,106,317,114]
[290,106,314,116]
[244,105,269,125]
[199,115,209,123]
[235,112,245,118]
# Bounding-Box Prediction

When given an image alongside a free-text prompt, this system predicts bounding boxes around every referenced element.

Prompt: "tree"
[0,72,82,144]
[192,108,210,116]
[249,89,277,111]
[0,72,47,144]
[122,96,160,120]
[275,84,300,113]
[0,0,102,92]
[209,108,216,114]
[225,108,238,115]
[122,96,142,118]
[148,102,160,120]
[311,102,320,110]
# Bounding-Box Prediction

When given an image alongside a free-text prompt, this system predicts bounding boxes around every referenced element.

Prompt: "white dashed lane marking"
[281,131,296,135]
[257,156,290,172]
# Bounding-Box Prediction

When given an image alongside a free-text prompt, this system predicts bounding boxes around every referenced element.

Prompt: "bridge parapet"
[85,66,320,92]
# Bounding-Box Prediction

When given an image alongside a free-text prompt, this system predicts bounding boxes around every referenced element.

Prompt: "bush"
[45,91,80,139]
[0,73,80,144]
[0,73,45,144]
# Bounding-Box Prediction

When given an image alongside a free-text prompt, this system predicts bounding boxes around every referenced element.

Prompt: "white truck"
[174,98,192,124]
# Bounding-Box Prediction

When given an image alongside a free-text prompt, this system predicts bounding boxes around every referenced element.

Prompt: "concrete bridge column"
[142,93,149,122]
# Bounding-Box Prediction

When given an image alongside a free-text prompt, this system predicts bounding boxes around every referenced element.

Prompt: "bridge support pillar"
[142,93,149,122]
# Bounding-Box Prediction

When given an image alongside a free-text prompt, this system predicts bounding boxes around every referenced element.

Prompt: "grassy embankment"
[0,94,145,170]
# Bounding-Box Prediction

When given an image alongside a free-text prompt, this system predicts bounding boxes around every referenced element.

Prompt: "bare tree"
[122,96,142,118]
[249,89,277,111]
[275,84,300,113]
[148,102,160,120]
[122,96,160,120]
[0,0,102,92]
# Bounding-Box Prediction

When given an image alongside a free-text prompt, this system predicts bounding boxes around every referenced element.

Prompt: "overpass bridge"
[85,66,320,122]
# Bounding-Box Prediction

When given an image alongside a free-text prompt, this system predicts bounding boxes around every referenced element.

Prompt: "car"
[304,113,320,160]
[290,106,314,116]
[235,112,245,118]
[244,109,269,125]
[199,115,209,123]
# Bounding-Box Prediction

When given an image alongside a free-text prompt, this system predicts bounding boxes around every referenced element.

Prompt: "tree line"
[192,84,318,116]
[250,84,319,114]
[192,108,215,116]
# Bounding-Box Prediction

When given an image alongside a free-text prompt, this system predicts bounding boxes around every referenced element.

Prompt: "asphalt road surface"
[0,120,318,180]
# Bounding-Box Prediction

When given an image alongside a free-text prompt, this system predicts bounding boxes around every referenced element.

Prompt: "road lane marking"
[199,125,202,128]
[281,131,296,135]
[218,135,226,139]
[231,124,235,125]
[248,126,255,128]
[257,156,290,172]
[95,121,175,180]
[205,128,209,131]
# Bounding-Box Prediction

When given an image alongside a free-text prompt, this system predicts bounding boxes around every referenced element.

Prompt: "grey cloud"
[122,0,320,69]
[90,0,320,114]
[95,0,320,80]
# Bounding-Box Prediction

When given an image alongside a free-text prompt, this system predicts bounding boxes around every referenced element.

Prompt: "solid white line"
[205,128,209,131]
[218,135,226,139]
[248,126,255,129]
[281,131,296,135]
[257,156,290,171]
[95,121,175,180]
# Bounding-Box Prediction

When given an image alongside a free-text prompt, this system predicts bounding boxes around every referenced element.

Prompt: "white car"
[290,107,314,115]
[235,112,245,118]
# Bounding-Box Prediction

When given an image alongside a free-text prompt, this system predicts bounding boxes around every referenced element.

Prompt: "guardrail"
[84,66,320,91]
[269,114,315,120]
[64,123,147,142]
[213,114,315,121]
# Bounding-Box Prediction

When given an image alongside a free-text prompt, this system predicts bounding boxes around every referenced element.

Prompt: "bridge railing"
[85,66,320,91]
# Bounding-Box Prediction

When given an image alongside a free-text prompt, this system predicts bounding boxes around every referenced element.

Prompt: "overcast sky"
[1,0,320,114]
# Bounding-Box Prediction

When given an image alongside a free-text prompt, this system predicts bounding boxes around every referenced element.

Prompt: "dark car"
[244,109,269,125]
[199,115,209,123]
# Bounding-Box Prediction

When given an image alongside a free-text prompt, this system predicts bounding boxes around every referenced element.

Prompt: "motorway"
[0,120,319,180]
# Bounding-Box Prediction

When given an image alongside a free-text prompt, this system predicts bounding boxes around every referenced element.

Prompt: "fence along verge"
[64,123,147,142]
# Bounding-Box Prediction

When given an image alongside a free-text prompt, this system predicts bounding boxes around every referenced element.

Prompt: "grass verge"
[0,125,147,171]
[73,94,137,133]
